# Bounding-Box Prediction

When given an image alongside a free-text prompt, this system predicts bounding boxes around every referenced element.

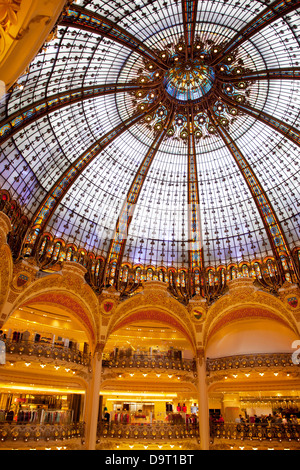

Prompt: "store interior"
[1,305,300,430]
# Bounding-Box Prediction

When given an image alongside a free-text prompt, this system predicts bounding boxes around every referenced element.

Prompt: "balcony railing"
[2,338,91,367]
[99,423,199,440]
[3,339,195,373]
[211,422,300,442]
[206,353,296,372]
[102,354,196,372]
[0,422,85,443]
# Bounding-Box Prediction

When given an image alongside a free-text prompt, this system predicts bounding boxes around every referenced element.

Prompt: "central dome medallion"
[131,40,253,143]
[164,58,215,103]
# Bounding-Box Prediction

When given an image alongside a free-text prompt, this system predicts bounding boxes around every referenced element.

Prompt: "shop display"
[0,393,82,425]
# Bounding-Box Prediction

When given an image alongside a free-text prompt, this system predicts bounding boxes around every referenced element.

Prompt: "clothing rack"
[41,409,73,425]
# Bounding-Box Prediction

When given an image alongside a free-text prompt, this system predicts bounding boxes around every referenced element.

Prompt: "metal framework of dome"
[0,0,300,302]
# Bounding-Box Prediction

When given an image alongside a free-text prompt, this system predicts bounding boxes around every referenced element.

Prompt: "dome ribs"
[60,4,168,71]
[209,0,300,67]
[209,109,294,278]
[23,100,162,255]
[2,0,299,275]
[0,83,155,146]
[104,105,175,280]
[217,67,300,83]
[182,0,199,61]
[219,90,300,147]
[187,109,203,271]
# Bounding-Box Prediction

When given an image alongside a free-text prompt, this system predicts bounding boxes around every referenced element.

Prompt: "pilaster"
[84,342,105,450]
[195,348,210,450]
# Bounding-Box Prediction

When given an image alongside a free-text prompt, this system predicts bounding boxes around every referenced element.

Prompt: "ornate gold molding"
[107,281,196,349]
[2,263,100,347]
[0,0,22,31]
[0,211,12,245]
[0,0,68,91]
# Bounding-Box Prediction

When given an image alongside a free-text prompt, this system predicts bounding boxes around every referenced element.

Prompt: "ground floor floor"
[0,388,300,450]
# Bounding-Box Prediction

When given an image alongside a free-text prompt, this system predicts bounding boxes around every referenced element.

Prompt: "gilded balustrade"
[2,339,196,373]
[3,341,298,373]
[102,355,196,373]
[206,353,296,372]
[0,422,84,443]
[100,423,199,441]
[211,422,300,443]
[2,338,91,368]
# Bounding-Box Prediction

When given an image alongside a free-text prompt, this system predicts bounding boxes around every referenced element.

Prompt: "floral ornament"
[131,39,252,143]
[0,0,22,31]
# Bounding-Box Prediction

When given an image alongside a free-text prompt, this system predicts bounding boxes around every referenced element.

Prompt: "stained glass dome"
[0,0,300,273]
[163,60,215,102]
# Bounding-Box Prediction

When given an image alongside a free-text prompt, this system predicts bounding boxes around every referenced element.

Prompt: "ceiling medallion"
[130,38,254,142]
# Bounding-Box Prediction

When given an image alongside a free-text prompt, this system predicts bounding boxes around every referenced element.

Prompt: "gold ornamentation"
[203,279,299,347]
[12,271,32,291]
[108,281,195,343]
[0,0,21,31]
[101,299,115,315]
[5,266,100,346]
[191,305,206,322]
[278,284,300,313]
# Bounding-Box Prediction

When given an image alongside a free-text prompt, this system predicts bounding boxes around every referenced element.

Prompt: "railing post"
[196,348,210,450]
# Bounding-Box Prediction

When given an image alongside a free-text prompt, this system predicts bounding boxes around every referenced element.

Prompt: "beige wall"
[206,318,299,358]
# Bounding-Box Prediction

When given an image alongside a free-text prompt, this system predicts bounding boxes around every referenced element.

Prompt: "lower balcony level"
[1,421,300,450]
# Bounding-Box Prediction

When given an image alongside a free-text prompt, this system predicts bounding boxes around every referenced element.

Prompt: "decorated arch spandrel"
[3,270,100,351]
[106,281,197,352]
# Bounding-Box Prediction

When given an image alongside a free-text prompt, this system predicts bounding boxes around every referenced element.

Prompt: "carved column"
[196,348,210,450]
[0,212,12,328]
[84,342,104,450]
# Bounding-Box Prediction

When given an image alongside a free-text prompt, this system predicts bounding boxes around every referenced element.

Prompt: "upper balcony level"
[0,337,196,374]
[1,336,298,378]
[102,352,196,373]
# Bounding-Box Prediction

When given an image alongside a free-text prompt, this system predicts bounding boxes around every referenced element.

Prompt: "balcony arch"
[205,305,299,352]
[110,308,195,353]
[206,315,300,360]
[3,263,99,351]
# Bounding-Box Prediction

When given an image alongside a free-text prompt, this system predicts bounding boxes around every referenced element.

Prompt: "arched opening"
[0,295,94,430]
[111,308,195,350]
[3,300,91,356]
[100,314,198,435]
[206,312,300,426]
[206,317,299,358]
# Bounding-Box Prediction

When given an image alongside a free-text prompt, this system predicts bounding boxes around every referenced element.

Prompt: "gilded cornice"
[208,375,300,393]
[0,366,87,391]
